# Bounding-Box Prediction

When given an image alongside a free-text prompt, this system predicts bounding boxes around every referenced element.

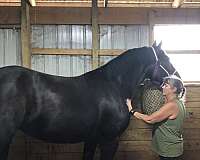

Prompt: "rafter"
[172,0,184,8]
[29,0,36,6]
[0,0,199,8]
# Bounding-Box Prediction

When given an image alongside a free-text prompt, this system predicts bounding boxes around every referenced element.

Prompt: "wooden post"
[21,0,31,68]
[148,10,155,46]
[91,0,100,69]
[104,0,108,7]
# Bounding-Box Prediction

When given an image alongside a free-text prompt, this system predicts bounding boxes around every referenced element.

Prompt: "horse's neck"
[103,55,146,98]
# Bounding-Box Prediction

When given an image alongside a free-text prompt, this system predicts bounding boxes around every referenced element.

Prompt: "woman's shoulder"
[163,101,178,111]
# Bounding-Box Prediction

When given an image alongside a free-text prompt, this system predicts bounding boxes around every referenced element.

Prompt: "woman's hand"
[126,98,133,112]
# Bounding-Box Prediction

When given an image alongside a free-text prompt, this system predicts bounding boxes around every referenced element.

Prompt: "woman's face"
[162,82,176,96]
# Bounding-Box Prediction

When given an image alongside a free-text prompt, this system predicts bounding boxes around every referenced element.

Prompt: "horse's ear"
[152,41,157,48]
[157,41,162,50]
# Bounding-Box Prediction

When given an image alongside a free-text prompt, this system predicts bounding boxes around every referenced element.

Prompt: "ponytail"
[179,87,186,100]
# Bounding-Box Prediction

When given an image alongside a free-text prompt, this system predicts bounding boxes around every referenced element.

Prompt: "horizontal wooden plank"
[186,107,200,118]
[32,48,92,56]
[1,1,200,8]
[23,127,200,154]
[119,140,200,152]
[186,101,200,108]
[32,48,200,56]
[121,128,152,141]
[24,149,200,160]
[183,128,200,140]
[1,7,200,25]
[32,48,125,56]
[24,139,200,154]
[123,127,200,141]
[184,118,200,129]
[167,50,200,54]
[153,8,200,24]
[0,7,149,25]
[186,87,200,102]
[0,7,20,24]
[181,150,200,160]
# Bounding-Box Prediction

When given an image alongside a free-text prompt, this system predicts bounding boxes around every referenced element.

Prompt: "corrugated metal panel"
[100,25,149,50]
[5,29,17,65]
[112,25,126,49]
[85,25,92,49]
[31,55,45,72]
[58,25,71,49]
[31,55,92,77]
[70,56,92,77]
[32,25,44,48]
[72,25,84,49]
[84,56,92,73]
[44,55,58,75]
[100,25,112,49]
[138,25,149,47]
[31,25,92,76]
[31,24,149,74]
[0,29,4,67]
[57,55,71,76]
[125,25,140,49]
[32,55,60,76]
[125,25,149,49]
[71,56,85,76]
[99,56,116,67]
[0,29,21,67]
[44,25,58,48]
[100,24,149,65]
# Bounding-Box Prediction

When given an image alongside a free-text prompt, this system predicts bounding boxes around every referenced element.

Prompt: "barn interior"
[0,0,200,160]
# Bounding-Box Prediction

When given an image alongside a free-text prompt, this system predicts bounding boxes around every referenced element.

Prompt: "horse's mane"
[99,47,153,79]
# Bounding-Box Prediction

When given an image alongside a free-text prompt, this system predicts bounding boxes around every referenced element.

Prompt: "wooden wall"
[7,84,200,160]
[1,7,200,25]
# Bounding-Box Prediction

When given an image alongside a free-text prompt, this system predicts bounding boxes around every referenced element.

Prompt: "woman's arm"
[126,99,179,124]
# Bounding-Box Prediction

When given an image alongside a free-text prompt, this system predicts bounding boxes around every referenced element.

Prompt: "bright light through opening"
[154,25,200,81]
[154,25,200,50]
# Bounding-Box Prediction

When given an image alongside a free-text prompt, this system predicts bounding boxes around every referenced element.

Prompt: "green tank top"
[152,99,186,157]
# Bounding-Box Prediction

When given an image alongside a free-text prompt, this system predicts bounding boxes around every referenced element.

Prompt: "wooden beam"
[29,0,36,6]
[1,1,200,8]
[91,0,100,69]
[31,48,200,56]
[148,10,155,46]
[31,48,125,56]
[21,0,31,68]
[172,0,184,8]
[32,48,92,56]
[104,0,108,7]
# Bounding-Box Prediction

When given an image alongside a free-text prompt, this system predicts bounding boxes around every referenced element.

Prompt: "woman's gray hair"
[163,75,186,98]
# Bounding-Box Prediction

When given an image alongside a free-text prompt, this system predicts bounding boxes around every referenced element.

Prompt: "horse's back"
[0,65,129,144]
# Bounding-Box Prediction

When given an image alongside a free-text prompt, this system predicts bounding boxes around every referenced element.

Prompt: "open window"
[154,25,200,82]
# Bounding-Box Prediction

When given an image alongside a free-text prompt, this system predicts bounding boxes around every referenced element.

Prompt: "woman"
[127,75,186,160]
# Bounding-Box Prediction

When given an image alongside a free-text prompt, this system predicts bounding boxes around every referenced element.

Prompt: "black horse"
[0,43,179,160]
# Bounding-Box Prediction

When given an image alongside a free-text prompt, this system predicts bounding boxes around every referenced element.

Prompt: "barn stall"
[0,0,200,159]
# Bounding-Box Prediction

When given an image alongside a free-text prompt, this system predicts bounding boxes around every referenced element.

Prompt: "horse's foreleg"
[0,126,15,160]
[82,142,97,160]
[0,106,22,160]
[0,143,10,160]
[99,138,119,160]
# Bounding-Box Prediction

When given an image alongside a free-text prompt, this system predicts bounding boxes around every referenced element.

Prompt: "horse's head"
[145,41,180,85]
[132,42,180,111]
